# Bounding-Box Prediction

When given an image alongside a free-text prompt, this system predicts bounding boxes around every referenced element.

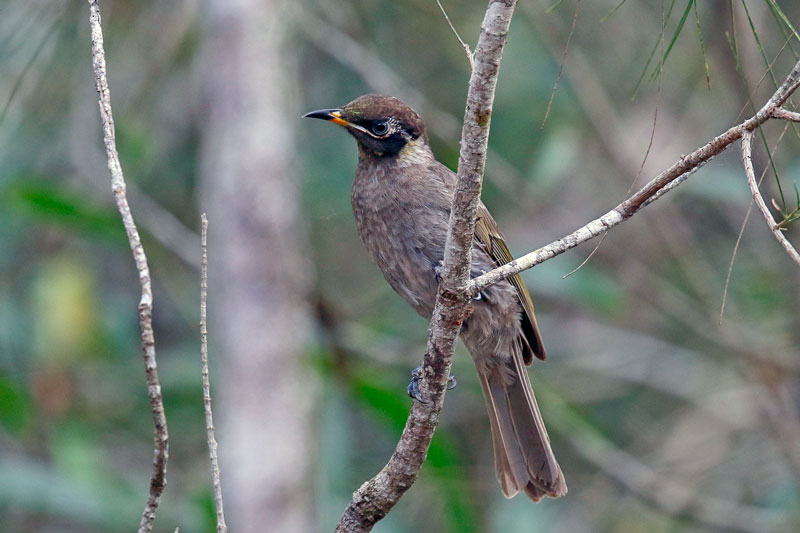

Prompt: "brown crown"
[341,94,426,140]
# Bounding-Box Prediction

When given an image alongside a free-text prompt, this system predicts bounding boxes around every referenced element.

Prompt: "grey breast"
[351,162,448,317]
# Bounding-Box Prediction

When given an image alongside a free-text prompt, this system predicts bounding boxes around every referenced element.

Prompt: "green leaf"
[352,375,479,532]
[632,0,678,99]
[765,0,800,47]
[332,359,481,532]
[601,0,629,22]
[648,0,695,82]
[5,180,127,244]
[0,375,31,435]
[545,0,566,15]
[693,0,711,89]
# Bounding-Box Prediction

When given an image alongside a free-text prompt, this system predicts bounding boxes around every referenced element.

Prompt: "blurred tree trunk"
[200,1,315,531]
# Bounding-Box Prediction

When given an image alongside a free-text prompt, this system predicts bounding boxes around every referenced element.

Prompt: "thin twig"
[468,57,800,297]
[630,0,665,200]
[334,2,517,531]
[87,2,168,532]
[562,231,607,279]
[541,0,582,128]
[0,8,63,127]
[562,68,659,280]
[771,106,800,122]
[563,0,660,278]
[719,121,791,322]
[720,203,754,322]
[741,130,800,265]
[201,214,226,533]
[435,0,474,70]
[734,32,795,123]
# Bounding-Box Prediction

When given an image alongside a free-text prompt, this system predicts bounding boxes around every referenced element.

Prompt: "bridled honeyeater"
[305,95,567,501]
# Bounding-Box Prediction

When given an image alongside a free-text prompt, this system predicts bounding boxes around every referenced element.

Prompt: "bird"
[304,94,566,501]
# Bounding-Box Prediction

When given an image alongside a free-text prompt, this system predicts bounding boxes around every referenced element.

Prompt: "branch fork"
[741,129,800,266]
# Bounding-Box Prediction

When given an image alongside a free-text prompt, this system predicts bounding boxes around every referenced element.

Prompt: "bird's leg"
[407,365,457,402]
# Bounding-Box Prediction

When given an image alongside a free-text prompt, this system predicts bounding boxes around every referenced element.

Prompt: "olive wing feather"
[474,204,546,363]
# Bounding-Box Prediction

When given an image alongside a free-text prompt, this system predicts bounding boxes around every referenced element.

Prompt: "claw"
[434,262,444,284]
[447,373,457,390]
[406,365,457,402]
[407,365,427,403]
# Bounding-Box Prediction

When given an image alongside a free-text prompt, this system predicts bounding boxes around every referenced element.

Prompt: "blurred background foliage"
[1,0,800,531]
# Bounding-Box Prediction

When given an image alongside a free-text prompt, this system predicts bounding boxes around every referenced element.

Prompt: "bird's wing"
[474,204,546,363]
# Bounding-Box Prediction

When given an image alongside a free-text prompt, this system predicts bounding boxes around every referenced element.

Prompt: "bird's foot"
[407,365,426,402]
[407,365,457,403]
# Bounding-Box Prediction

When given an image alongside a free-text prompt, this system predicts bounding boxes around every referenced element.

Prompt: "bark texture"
[201,1,315,531]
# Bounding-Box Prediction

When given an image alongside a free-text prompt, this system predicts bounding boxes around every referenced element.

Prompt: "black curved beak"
[303,108,350,127]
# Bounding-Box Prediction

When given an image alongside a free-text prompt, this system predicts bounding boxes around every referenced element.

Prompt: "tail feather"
[478,354,567,502]
[486,394,517,496]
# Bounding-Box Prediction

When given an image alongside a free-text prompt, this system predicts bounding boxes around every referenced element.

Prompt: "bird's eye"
[372,121,390,136]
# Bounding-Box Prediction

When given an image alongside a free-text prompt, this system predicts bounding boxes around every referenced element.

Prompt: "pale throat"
[396,136,433,167]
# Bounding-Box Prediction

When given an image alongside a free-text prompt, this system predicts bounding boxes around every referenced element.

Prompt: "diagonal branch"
[467,58,800,297]
[334,1,517,531]
[87,2,169,532]
[741,130,800,266]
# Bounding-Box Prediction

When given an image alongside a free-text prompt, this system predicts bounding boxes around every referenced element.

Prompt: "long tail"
[478,353,567,501]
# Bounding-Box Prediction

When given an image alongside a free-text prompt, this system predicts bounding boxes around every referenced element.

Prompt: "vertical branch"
[87,2,168,532]
[334,2,517,531]
[442,0,517,290]
[201,214,227,532]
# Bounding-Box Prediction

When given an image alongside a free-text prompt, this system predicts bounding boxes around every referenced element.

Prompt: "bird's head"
[304,94,428,159]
